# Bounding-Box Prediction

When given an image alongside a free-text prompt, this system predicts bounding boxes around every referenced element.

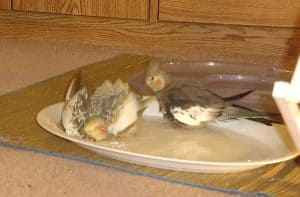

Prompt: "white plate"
[36,102,299,173]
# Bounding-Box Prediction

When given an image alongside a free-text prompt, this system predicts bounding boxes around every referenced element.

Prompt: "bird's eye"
[151,77,155,81]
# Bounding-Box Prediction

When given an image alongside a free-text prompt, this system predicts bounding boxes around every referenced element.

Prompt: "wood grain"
[0,0,11,9]
[0,55,300,196]
[0,11,298,67]
[149,0,159,22]
[13,0,149,20]
[159,0,300,27]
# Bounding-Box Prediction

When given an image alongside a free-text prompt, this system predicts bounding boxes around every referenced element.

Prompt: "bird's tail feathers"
[65,72,81,101]
[223,89,255,102]
[246,112,283,126]
[231,104,283,125]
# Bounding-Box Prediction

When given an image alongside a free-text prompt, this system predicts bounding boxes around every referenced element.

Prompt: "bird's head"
[83,116,107,141]
[145,59,170,93]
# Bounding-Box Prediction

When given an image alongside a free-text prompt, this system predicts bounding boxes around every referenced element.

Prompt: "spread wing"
[157,81,226,124]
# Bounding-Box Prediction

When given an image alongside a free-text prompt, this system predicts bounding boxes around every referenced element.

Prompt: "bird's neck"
[161,72,171,88]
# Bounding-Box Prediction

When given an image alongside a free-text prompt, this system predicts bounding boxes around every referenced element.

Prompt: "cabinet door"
[13,0,149,20]
[160,0,300,27]
[0,0,11,9]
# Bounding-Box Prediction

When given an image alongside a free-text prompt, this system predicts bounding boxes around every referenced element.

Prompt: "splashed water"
[99,116,280,162]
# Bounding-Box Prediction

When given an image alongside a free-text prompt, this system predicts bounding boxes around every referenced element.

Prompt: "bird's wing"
[162,81,225,108]
[158,81,226,122]
[90,80,128,121]
[61,87,90,136]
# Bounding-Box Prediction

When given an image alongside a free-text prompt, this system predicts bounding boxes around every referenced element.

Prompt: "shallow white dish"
[37,102,299,173]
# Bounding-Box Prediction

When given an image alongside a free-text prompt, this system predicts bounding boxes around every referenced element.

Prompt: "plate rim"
[36,102,300,168]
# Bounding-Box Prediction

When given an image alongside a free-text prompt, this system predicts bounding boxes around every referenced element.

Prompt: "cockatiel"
[90,79,140,136]
[61,74,140,141]
[145,59,279,127]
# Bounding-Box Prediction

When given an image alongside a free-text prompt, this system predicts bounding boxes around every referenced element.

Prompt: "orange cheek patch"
[155,79,164,87]
[97,126,106,134]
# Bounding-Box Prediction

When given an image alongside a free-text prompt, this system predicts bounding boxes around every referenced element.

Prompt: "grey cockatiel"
[144,59,280,127]
[61,74,140,141]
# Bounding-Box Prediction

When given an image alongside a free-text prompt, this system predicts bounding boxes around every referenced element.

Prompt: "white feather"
[142,98,163,118]
[107,93,140,136]
[171,106,217,126]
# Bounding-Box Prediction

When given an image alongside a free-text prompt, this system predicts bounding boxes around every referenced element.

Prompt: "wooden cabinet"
[0,0,11,9]
[9,0,300,26]
[13,0,150,20]
[159,0,300,27]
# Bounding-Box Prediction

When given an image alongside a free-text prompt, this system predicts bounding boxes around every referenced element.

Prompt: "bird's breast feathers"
[170,105,222,126]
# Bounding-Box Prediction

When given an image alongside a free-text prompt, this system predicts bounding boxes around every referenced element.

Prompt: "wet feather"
[145,59,278,127]
[61,76,141,140]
